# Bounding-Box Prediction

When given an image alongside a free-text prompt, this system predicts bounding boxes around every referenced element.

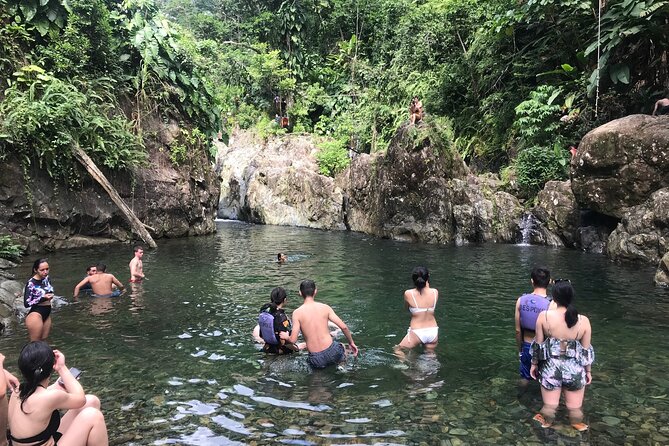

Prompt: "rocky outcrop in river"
[218,125,527,245]
[571,115,669,285]
[0,116,219,253]
[218,114,669,285]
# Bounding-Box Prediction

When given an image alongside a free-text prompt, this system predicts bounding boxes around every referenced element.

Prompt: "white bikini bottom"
[408,326,439,344]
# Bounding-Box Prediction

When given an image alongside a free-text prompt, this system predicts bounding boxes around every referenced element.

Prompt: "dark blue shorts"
[519,341,532,380]
[308,341,345,369]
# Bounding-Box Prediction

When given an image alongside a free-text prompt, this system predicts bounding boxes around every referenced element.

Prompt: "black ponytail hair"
[552,281,579,328]
[260,287,287,314]
[412,266,430,291]
[17,341,55,412]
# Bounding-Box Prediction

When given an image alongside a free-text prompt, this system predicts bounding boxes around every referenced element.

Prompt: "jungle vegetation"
[1,0,668,195]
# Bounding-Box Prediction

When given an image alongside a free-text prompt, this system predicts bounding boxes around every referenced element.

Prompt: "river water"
[1,221,668,445]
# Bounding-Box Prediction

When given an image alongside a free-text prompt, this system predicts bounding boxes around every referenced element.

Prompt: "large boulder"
[607,188,669,264]
[338,124,469,243]
[572,114,669,218]
[217,132,344,230]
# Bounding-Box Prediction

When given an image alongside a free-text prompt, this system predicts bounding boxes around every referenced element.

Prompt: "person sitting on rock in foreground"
[8,341,109,446]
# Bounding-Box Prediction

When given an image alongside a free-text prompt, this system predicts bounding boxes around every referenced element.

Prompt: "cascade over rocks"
[0,117,218,252]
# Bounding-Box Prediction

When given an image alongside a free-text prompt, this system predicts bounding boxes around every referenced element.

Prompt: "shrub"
[315,138,350,177]
[0,234,22,260]
[513,145,569,197]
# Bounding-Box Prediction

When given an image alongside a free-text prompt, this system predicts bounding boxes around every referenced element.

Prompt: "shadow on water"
[1,221,668,444]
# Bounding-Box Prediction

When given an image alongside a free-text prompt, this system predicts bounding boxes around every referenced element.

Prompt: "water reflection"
[1,222,668,445]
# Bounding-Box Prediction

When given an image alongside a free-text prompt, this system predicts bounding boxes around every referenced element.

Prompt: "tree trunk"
[72,144,157,248]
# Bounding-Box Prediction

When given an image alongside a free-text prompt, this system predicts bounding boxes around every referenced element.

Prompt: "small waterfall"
[517,213,537,246]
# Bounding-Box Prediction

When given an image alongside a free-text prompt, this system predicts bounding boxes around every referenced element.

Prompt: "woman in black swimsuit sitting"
[8,341,108,446]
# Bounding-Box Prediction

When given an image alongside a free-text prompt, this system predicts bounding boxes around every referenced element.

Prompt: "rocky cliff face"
[0,117,219,253]
[216,132,344,230]
[217,114,669,285]
[219,126,527,245]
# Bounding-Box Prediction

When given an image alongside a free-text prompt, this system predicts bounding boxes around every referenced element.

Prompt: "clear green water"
[1,221,668,445]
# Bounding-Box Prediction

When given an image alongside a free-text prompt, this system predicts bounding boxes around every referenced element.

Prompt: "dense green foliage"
[0,0,221,183]
[2,0,667,195]
[154,0,668,194]
[0,234,22,260]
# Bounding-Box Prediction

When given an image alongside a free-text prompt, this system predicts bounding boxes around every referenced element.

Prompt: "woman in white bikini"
[397,266,439,351]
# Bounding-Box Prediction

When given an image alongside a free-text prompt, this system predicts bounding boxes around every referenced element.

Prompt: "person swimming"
[396,266,439,353]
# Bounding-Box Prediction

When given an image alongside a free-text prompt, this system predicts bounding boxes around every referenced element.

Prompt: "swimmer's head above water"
[277,253,287,263]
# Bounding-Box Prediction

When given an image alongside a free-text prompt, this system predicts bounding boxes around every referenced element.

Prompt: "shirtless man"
[73,263,125,297]
[129,246,145,283]
[652,98,669,116]
[280,280,358,369]
[514,267,555,387]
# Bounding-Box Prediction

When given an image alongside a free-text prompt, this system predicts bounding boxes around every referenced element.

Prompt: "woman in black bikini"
[8,341,108,446]
[23,259,55,342]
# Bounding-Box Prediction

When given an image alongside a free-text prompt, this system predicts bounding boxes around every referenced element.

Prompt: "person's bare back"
[281,280,358,369]
[293,301,341,353]
[74,263,124,297]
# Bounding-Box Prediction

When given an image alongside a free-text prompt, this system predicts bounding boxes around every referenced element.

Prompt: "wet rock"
[654,251,669,287]
[607,188,669,264]
[533,180,579,247]
[602,416,622,426]
[217,132,344,230]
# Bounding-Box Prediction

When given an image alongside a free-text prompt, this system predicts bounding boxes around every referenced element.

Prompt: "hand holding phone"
[58,367,82,386]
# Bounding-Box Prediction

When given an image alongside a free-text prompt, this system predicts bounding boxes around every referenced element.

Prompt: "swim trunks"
[307,341,345,369]
[92,289,122,298]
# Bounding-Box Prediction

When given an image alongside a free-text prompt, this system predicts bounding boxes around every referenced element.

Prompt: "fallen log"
[72,144,157,248]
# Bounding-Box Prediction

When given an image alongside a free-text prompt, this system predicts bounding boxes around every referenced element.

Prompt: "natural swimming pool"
[1,221,668,445]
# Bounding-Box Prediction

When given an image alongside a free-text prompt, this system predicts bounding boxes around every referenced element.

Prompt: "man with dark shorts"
[280,280,358,369]
[514,267,553,387]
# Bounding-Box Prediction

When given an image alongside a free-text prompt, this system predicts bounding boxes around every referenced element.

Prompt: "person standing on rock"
[23,259,56,341]
[129,246,145,283]
[514,267,552,389]
[280,280,358,369]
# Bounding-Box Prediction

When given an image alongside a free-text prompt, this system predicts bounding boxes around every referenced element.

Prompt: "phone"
[58,367,82,386]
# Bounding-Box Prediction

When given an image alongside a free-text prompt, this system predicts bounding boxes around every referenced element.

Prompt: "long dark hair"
[552,281,579,328]
[260,287,287,314]
[412,266,430,291]
[31,258,48,277]
[18,341,55,412]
